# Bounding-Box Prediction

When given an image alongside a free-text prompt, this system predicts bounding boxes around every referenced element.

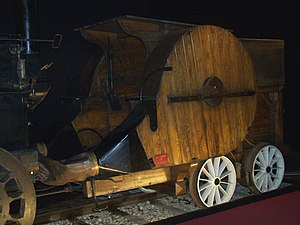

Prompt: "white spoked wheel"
[189,156,236,208]
[243,142,285,194]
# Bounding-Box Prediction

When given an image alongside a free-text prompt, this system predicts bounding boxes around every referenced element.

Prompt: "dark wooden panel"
[241,39,284,87]
[244,86,284,149]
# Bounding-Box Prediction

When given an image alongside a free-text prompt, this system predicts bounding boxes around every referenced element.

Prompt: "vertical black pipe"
[15,0,39,54]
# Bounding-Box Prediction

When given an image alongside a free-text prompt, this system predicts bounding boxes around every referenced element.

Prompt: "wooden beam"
[83,167,171,198]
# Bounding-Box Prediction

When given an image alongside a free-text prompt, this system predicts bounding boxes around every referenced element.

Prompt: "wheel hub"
[266,166,271,173]
[214,178,220,186]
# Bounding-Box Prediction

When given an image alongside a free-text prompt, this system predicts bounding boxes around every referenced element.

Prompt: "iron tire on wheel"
[242,142,285,194]
[189,156,236,208]
[0,147,36,225]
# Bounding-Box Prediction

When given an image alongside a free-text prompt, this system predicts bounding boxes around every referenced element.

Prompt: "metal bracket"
[143,100,158,131]
[167,76,255,108]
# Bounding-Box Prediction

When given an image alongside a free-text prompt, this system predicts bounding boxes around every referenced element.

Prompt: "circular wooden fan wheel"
[0,148,36,225]
[137,25,257,165]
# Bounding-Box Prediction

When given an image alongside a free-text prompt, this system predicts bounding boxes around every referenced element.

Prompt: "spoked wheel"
[189,156,237,208]
[242,142,285,194]
[0,148,36,225]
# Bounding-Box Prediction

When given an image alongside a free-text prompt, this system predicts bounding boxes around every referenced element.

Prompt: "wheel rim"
[196,156,236,207]
[252,145,285,193]
[0,148,36,225]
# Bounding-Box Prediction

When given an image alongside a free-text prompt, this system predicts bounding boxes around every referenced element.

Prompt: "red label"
[154,153,169,166]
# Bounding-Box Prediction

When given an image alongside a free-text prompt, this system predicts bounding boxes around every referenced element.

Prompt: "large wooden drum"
[137,25,257,166]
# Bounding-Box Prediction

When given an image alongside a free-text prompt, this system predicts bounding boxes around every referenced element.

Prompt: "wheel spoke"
[254,159,263,168]
[272,166,283,170]
[201,184,214,201]
[207,186,216,207]
[254,171,265,181]
[218,185,229,197]
[270,172,276,178]
[267,174,274,190]
[0,187,9,222]
[215,186,221,204]
[220,180,234,185]
[270,156,280,166]
[270,171,283,180]
[202,167,214,180]
[258,151,267,166]
[213,157,220,177]
[263,148,269,166]
[199,178,211,182]
[268,148,276,165]
[207,159,215,178]
[198,181,212,192]
[256,173,266,189]
[218,160,227,177]
[220,170,232,179]
[262,174,269,192]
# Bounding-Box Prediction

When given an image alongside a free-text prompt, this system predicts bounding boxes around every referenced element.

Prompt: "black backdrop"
[0,0,299,151]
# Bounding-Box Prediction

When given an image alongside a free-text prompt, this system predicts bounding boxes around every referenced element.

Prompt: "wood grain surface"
[137,25,257,166]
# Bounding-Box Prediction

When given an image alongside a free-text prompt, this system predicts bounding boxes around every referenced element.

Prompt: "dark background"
[0,0,299,151]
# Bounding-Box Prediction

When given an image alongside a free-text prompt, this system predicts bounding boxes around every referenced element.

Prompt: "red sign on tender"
[154,153,169,166]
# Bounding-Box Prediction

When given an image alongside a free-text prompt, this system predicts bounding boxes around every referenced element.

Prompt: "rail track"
[34,186,161,224]
[34,179,297,225]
